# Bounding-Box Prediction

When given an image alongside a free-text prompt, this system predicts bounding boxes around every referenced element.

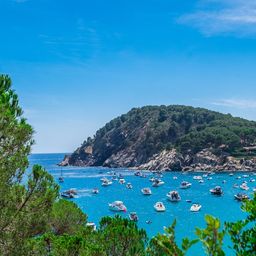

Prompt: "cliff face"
[60,105,256,171]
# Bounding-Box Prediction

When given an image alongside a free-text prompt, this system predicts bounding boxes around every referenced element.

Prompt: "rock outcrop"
[59,105,256,171]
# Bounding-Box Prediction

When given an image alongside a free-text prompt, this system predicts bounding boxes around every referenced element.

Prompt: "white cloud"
[178,0,256,36]
[212,99,256,109]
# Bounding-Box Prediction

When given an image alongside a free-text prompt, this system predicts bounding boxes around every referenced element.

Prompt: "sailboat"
[58,168,64,183]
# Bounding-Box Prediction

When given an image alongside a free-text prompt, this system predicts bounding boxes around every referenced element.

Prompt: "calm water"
[29,153,256,255]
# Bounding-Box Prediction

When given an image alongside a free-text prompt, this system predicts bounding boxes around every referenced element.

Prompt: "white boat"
[199,179,204,183]
[154,202,166,212]
[109,201,127,212]
[119,178,126,184]
[210,186,223,196]
[141,187,152,195]
[240,183,249,191]
[149,177,156,182]
[234,193,249,201]
[126,182,133,189]
[112,175,118,181]
[86,222,97,231]
[100,177,108,182]
[190,204,202,212]
[173,176,178,180]
[233,184,239,188]
[193,176,202,180]
[229,173,234,176]
[134,171,141,177]
[102,179,113,186]
[180,181,192,189]
[129,212,139,221]
[152,179,165,187]
[250,178,255,182]
[92,188,99,194]
[253,188,256,192]
[167,191,181,202]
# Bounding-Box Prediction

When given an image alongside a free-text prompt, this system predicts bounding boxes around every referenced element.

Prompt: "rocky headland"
[60,105,256,172]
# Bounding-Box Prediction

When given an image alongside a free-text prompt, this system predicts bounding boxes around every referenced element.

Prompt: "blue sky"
[1,0,256,153]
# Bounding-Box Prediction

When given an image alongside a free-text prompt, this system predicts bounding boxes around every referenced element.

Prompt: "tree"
[195,215,225,256]
[225,193,256,255]
[0,75,59,255]
[147,220,197,256]
[99,215,147,256]
[50,199,87,235]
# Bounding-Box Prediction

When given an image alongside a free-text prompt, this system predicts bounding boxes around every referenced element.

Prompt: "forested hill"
[60,105,256,171]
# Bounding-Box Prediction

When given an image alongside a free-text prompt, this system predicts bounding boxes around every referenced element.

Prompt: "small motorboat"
[86,222,97,231]
[146,220,152,224]
[233,184,239,189]
[141,187,152,195]
[149,177,156,182]
[193,176,202,180]
[199,179,204,183]
[180,181,192,189]
[167,191,181,202]
[102,179,113,186]
[210,186,223,196]
[100,177,108,182]
[126,183,133,189]
[186,199,192,203]
[61,193,74,199]
[173,176,178,180]
[243,174,249,178]
[249,178,255,182]
[190,204,202,212]
[207,177,213,180]
[58,176,64,183]
[129,212,139,222]
[234,193,249,201]
[64,189,77,195]
[240,183,249,191]
[119,178,126,184]
[61,190,75,199]
[253,187,256,192]
[154,202,166,212]
[92,188,99,194]
[109,201,127,212]
[134,171,141,177]
[112,175,118,181]
[229,173,234,176]
[152,179,165,187]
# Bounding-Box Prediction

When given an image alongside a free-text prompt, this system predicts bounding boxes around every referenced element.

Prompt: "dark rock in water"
[60,105,256,171]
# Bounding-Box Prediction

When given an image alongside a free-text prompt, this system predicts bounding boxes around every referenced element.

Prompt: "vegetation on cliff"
[65,105,256,168]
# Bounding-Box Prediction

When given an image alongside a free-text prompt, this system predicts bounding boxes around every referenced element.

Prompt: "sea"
[28,153,256,255]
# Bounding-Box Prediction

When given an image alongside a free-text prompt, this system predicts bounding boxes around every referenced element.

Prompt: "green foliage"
[50,199,87,235]
[99,215,147,256]
[225,193,256,255]
[0,75,59,255]
[147,219,198,256]
[195,215,225,256]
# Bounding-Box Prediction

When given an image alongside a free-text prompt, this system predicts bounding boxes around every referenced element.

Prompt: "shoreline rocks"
[59,148,256,172]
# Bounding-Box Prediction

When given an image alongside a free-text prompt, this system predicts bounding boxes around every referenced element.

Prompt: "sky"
[1,0,256,153]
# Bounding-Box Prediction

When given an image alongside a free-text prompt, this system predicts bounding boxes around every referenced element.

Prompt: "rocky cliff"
[60,105,256,171]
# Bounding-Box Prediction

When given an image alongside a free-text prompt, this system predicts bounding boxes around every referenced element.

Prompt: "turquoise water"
[29,153,256,255]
